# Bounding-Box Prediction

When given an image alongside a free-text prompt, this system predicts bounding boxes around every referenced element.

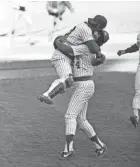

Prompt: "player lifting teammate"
[55,30,109,158]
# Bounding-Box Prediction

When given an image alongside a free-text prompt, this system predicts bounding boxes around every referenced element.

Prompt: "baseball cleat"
[61,150,75,158]
[38,95,53,105]
[95,144,107,157]
[130,115,139,128]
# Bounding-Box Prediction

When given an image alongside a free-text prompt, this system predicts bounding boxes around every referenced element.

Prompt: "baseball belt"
[74,76,92,82]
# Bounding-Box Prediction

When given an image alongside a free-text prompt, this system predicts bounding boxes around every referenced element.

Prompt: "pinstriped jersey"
[52,23,94,61]
[72,45,95,77]
[66,23,94,46]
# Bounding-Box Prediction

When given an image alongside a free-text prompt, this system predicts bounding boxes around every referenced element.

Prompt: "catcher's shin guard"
[49,82,65,98]
[48,74,74,99]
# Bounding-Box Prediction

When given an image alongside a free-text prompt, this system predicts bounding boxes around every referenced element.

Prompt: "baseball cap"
[93,15,107,29]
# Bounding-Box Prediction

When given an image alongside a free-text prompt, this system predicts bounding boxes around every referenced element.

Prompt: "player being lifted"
[38,15,107,104]
[117,33,140,128]
[46,1,74,33]
[10,0,36,46]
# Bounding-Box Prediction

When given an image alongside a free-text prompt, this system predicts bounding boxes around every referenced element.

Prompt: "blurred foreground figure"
[10,0,37,46]
[46,1,74,37]
[117,33,140,128]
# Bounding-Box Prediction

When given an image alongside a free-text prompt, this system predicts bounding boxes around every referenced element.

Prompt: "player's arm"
[117,43,139,56]
[46,2,51,10]
[79,25,102,58]
[46,2,55,13]
[84,40,102,58]
[63,1,74,12]
[54,36,74,58]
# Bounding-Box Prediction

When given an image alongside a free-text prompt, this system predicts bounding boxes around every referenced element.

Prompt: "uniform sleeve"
[78,24,94,43]
[63,1,72,10]
[125,43,139,53]
[46,2,53,11]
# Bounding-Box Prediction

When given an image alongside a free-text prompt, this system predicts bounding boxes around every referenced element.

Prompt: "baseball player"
[38,15,107,104]
[53,30,109,158]
[46,1,74,33]
[117,33,140,127]
[10,0,36,45]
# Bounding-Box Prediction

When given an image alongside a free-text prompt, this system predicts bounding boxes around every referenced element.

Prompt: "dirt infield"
[0,60,139,167]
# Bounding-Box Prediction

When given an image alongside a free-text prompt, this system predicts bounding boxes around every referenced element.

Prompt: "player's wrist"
[123,49,127,54]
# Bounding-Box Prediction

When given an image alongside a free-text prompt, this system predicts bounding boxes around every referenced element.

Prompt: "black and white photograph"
[0,0,140,166]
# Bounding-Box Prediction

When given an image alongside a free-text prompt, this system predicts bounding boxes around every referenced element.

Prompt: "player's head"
[88,15,107,30]
[93,30,109,46]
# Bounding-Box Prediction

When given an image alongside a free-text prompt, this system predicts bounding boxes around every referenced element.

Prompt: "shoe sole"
[60,150,75,159]
[130,116,138,128]
[38,96,53,105]
[96,145,107,157]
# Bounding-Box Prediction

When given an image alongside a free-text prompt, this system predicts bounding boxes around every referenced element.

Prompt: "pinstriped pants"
[133,64,140,109]
[65,80,96,138]
[51,50,73,78]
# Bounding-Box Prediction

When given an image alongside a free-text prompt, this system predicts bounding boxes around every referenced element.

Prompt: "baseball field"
[0,35,139,167]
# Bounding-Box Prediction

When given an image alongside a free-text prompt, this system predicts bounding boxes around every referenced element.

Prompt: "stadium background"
[1,1,140,34]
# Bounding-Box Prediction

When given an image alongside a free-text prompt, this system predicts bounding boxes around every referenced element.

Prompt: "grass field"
[0,57,140,167]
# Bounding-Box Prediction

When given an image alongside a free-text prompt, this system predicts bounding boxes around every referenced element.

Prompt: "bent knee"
[77,118,88,128]
[65,114,77,125]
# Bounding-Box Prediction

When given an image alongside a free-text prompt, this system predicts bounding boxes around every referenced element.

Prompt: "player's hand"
[117,50,126,56]
[92,53,106,66]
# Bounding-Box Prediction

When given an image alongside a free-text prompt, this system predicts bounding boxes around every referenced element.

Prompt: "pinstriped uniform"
[132,34,140,109]
[65,44,97,138]
[51,23,94,78]
[50,23,96,138]
[51,50,72,78]
[47,1,71,14]
[133,52,140,109]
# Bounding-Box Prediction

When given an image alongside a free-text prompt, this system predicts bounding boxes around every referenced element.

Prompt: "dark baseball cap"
[92,15,107,29]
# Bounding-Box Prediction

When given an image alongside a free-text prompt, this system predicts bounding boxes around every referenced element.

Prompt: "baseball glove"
[92,53,106,66]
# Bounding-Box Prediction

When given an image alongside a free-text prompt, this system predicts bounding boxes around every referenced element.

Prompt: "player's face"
[92,31,100,41]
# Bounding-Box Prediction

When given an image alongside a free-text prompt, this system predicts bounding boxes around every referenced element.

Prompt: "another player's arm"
[55,39,74,58]
[84,40,102,58]
[117,43,139,56]
[79,26,102,58]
